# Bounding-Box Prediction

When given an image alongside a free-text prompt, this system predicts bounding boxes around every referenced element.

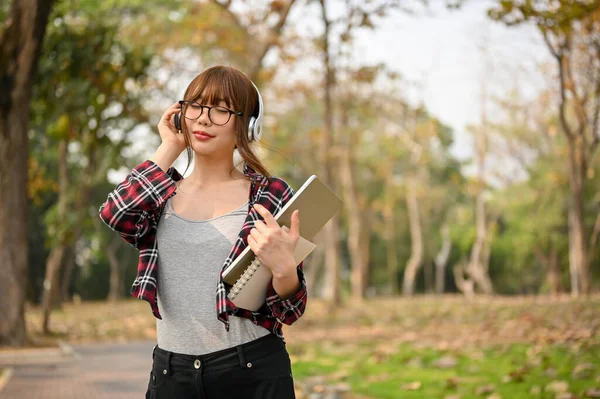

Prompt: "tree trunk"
[322,216,341,303]
[467,110,494,294]
[434,224,452,294]
[383,201,398,294]
[339,115,369,299]
[402,175,423,296]
[304,234,325,298]
[0,0,54,347]
[60,245,75,303]
[41,246,65,333]
[41,140,68,334]
[548,247,562,295]
[318,0,341,304]
[588,210,600,269]
[567,137,588,295]
[534,246,563,295]
[453,258,474,299]
[107,236,124,302]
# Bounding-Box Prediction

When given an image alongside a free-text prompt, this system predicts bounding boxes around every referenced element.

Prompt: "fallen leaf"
[311,384,326,393]
[572,363,595,379]
[530,386,541,395]
[545,380,569,393]
[508,366,529,382]
[331,383,351,393]
[586,388,600,398]
[446,377,460,389]
[545,367,558,377]
[406,357,423,368]
[475,384,495,395]
[432,355,458,369]
[401,381,422,391]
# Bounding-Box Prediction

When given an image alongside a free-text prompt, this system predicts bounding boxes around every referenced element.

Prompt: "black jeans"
[145,333,296,399]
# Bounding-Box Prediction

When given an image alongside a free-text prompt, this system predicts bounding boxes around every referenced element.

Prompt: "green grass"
[289,341,600,399]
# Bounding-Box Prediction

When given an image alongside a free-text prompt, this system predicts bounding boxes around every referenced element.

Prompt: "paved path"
[0,341,155,399]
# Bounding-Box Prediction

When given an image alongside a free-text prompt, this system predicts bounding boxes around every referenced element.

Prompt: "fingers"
[164,105,182,119]
[159,103,183,128]
[253,204,278,228]
[289,210,300,240]
[253,220,268,234]
[247,234,258,251]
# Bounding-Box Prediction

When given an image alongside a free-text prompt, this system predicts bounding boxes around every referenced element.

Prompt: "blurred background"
[0,0,599,398]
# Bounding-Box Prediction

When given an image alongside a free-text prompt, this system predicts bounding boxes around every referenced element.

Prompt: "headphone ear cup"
[248,116,256,142]
[174,112,181,131]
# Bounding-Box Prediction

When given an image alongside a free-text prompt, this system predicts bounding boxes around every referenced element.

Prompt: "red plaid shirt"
[98,159,307,341]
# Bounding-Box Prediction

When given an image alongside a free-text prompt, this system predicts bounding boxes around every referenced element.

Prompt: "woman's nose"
[197,107,211,125]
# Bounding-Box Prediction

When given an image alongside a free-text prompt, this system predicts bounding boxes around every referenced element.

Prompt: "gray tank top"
[155,196,269,355]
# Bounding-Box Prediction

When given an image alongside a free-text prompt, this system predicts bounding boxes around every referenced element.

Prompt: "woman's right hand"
[157,102,187,154]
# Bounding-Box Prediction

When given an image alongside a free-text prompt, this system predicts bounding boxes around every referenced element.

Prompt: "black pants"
[145,333,296,399]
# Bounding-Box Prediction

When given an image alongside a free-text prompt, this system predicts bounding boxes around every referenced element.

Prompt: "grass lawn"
[289,340,599,398]
[21,295,600,398]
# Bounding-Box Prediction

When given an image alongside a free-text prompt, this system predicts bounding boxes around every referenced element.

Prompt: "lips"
[193,131,214,138]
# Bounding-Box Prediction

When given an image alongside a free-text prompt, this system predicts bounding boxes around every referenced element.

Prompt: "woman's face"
[183,96,239,159]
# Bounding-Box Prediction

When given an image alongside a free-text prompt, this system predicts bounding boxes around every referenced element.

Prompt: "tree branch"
[248,0,297,82]
[211,0,246,33]
[561,36,588,138]
[543,31,574,140]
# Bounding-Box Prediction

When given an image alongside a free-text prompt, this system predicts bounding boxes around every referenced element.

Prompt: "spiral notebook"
[222,175,343,311]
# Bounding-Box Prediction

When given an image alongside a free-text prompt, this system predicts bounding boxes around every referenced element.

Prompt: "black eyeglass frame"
[178,100,243,126]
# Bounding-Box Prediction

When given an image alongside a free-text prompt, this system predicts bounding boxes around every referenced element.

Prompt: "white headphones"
[247,82,263,143]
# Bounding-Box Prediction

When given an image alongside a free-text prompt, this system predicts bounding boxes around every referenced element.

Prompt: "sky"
[346,0,552,160]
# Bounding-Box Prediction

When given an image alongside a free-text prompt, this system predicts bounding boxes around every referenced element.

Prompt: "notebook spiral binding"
[228,257,262,299]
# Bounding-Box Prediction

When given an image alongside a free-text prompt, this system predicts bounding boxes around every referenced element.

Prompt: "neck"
[186,151,242,188]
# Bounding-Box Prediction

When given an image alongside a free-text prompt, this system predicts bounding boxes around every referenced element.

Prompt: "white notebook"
[227,236,317,311]
[223,175,342,311]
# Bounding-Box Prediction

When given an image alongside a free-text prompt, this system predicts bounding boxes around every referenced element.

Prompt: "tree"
[29,6,152,332]
[0,0,54,346]
[489,0,600,295]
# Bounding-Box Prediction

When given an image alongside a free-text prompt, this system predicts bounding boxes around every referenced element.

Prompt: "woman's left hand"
[247,204,300,279]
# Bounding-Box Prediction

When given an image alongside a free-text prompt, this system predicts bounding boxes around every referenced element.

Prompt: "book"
[223,175,343,311]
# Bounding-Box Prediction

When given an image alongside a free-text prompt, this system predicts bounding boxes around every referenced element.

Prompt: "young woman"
[99,65,307,399]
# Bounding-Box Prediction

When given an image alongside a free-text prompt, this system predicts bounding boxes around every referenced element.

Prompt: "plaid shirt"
[98,159,307,341]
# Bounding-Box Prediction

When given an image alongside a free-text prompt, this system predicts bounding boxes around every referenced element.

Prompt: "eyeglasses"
[179,100,243,126]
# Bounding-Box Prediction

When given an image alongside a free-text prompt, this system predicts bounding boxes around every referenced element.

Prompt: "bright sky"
[347,0,551,160]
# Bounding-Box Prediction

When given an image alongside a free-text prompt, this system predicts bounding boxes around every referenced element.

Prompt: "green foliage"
[488,0,600,30]
[27,1,154,301]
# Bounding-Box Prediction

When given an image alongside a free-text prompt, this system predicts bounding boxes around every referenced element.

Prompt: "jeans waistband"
[152,333,284,375]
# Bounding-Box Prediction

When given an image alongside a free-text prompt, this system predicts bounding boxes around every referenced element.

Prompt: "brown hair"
[179,65,271,185]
